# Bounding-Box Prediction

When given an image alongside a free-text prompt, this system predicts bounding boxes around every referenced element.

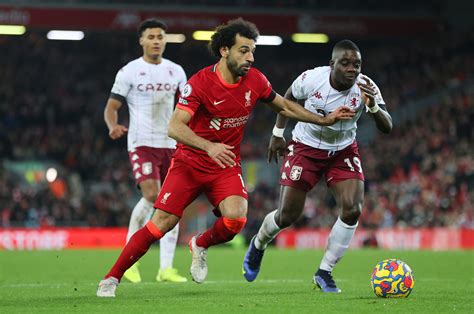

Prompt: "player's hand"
[357,76,377,108]
[322,106,356,125]
[267,136,287,164]
[108,124,128,140]
[207,143,236,168]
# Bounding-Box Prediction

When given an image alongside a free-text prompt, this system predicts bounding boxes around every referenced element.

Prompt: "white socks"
[126,198,154,242]
[254,210,281,250]
[159,223,179,270]
[319,217,358,272]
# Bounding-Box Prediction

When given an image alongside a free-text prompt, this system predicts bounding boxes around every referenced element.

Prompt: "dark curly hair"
[208,18,259,59]
[138,18,167,37]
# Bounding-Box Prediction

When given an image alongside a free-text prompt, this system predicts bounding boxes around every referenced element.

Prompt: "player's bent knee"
[222,217,247,234]
[341,203,362,225]
[276,208,301,228]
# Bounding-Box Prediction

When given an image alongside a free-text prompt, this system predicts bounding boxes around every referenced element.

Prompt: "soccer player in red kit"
[97,18,355,297]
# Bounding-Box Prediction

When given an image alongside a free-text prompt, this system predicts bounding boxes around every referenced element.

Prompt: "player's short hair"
[332,39,360,53]
[138,18,167,37]
[208,18,259,58]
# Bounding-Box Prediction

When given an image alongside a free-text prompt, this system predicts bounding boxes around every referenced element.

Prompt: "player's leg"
[189,195,248,283]
[123,179,158,283]
[190,169,248,283]
[314,179,363,292]
[256,186,307,249]
[157,223,187,282]
[97,158,196,297]
[315,142,365,292]
[243,186,307,282]
[324,179,364,270]
[155,148,186,283]
[123,147,160,283]
[97,209,179,297]
[196,195,248,248]
[244,141,320,282]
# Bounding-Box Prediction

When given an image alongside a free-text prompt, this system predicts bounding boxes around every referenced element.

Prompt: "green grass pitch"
[0,247,472,313]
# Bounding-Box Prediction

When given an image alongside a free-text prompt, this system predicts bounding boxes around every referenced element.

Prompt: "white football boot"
[189,236,208,283]
[96,277,119,297]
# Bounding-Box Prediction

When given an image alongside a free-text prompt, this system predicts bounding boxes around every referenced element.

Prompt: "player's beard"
[227,58,250,77]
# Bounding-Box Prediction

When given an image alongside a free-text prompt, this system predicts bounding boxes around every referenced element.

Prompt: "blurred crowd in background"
[0,24,472,235]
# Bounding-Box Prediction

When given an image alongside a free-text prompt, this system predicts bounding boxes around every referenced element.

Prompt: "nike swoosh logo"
[213,100,225,106]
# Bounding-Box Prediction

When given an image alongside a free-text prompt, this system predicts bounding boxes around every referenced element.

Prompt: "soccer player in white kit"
[243,40,393,292]
[104,19,187,283]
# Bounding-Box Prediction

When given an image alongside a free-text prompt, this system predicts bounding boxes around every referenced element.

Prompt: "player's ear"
[220,47,229,58]
[139,36,144,46]
[329,59,334,70]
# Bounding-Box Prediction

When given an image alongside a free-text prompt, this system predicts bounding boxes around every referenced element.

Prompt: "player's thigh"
[278,185,307,216]
[138,178,160,202]
[154,159,202,218]
[329,179,364,209]
[206,167,248,217]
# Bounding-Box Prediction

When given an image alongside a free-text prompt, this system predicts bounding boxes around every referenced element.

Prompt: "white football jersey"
[291,66,385,151]
[111,57,187,151]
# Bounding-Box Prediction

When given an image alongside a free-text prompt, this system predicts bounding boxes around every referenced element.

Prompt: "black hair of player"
[138,19,167,37]
[208,18,259,59]
[332,39,360,54]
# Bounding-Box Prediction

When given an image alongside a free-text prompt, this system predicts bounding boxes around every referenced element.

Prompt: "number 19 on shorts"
[344,157,363,173]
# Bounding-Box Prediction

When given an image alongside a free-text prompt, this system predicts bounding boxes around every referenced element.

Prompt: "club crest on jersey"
[290,166,303,181]
[142,162,152,175]
[245,90,252,107]
[160,192,171,204]
[347,93,362,109]
[311,91,322,99]
[182,83,192,98]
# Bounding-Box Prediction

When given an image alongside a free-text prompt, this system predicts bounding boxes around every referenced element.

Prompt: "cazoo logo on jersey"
[137,83,178,92]
[209,115,249,130]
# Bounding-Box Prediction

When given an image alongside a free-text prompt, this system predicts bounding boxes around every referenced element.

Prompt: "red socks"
[105,221,163,281]
[196,217,247,249]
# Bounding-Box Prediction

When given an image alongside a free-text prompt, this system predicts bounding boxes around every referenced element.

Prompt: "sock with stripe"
[196,217,246,249]
[105,221,163,281]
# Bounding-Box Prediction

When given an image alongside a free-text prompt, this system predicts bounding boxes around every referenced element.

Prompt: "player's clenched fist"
[109,124,128,139]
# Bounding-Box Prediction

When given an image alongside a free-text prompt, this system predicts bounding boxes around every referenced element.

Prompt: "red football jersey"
[175,63,275,171]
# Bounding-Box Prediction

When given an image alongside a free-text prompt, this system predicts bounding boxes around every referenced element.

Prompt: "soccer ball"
[371,259,415,298]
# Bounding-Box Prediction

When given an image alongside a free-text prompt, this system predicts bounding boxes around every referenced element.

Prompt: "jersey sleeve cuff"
[109,93,127,104]
[176,104,195,117]
[260,90,276,103]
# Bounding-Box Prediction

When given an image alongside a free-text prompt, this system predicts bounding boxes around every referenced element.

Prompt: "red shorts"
[128,146,175,185]
[154,158,248,217]
[279,141,364,192]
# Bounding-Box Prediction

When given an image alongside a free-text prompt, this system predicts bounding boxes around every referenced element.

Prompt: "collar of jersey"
[213,63,241,89]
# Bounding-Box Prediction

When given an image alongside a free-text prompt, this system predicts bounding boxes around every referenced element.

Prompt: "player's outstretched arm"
[357,76,392,134]
[267,92,355,126]
[168,108,236,168]
[104,97,128,140]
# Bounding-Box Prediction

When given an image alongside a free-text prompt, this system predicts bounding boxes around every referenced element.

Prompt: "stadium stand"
[0,15,472,235]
